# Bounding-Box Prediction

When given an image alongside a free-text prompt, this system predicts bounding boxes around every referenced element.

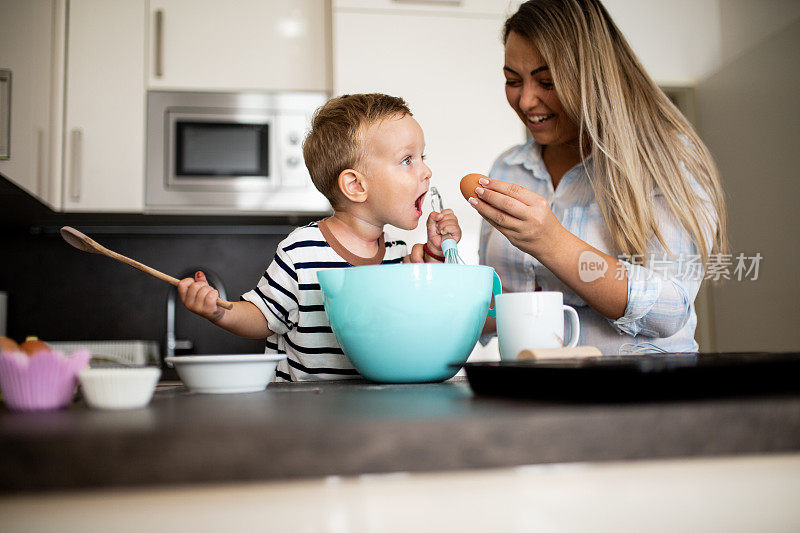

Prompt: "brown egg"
[0,336,20,354]
[460,173,487,201]
[19,336,50,357]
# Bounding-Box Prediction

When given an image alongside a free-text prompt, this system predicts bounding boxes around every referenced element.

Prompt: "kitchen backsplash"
[0,176,312,359]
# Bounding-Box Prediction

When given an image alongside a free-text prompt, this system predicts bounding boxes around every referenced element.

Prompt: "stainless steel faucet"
[165,268,228,363]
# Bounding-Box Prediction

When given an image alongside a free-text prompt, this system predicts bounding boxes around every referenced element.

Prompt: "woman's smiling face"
[503,31,580,148]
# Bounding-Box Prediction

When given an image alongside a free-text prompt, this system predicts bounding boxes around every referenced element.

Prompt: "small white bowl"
[164,354,285,394]
[78,367,161,410]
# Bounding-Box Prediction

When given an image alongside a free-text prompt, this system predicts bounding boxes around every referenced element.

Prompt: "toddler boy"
[178,93,461,381]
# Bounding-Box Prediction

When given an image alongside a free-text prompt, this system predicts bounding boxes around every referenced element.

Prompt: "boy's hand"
[426,208,462,254]
[402,210,463,263]
[177,271,227,323]
[403,243,426,263]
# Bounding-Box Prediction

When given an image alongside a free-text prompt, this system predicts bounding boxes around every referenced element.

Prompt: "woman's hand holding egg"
[462,174,564,257]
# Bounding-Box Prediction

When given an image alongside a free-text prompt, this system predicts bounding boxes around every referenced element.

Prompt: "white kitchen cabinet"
[62,0,146,212]
[333,4,525,264]
[147,0,330,92]
[334,0,518,15]
[0,0,65,209]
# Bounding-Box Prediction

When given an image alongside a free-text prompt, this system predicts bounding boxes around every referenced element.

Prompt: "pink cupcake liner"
[0,349,91,411]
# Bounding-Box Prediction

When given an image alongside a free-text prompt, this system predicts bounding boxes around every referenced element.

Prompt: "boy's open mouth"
[414,192,426,215]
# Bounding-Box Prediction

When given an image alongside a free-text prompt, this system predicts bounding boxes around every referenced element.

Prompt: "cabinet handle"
[391,0,462,6]
[69,128,82,201]
[0,69,10,160]
[36,129,46,198]
[154,9,164,78]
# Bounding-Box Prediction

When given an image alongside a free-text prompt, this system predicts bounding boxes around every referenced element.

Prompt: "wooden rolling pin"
[517,346,602,360]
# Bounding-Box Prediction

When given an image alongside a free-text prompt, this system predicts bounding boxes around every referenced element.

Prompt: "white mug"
[496,291,580,361]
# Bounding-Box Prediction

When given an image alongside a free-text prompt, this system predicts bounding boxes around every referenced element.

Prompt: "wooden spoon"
[60,226,234,310]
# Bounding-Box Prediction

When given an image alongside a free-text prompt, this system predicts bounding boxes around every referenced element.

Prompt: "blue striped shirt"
[480,140,716,355]
[242,219,407,381]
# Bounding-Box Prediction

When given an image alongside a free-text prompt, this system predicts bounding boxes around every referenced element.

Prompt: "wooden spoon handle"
[60,225,234,310]
[103,248,180,286]
[103,249,234,310]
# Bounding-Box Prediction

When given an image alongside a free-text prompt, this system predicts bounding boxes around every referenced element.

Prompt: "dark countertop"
[2,378,800,493]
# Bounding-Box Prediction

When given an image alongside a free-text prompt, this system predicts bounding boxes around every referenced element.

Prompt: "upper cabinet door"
[63,0,145,212]
[147,0,330,92]
[0,0,62,209]
[333,0,518,15]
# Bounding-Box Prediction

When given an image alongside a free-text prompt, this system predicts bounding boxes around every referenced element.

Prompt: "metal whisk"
[429,187,464,264]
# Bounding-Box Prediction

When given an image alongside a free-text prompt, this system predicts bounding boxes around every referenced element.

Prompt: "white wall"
[603,0,721,84]
[717,0,800,66]
[695,8,800,352]
[606,0,800,352]
[604,0,800,84]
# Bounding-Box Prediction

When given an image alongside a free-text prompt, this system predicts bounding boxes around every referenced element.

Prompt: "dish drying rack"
[47,340,160,367]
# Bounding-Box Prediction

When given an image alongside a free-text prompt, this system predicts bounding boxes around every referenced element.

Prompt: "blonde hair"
[302,93,411,208]
[504,0,728,265]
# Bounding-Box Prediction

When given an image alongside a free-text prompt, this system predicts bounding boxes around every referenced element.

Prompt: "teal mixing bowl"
[317,264,501,383]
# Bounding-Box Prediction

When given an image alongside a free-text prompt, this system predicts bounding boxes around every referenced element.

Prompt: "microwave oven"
[145,90,331,214]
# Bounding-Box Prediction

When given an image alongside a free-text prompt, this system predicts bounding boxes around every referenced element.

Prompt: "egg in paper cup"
[0,349,91,411]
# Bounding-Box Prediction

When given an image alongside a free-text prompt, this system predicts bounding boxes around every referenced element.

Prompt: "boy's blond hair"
[303,93,411,208]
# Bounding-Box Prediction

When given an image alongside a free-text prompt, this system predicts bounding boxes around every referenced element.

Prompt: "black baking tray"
[459,352,800,402]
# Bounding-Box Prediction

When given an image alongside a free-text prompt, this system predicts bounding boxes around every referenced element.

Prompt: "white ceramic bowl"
[78,367,161,410]
[164,354,285,394]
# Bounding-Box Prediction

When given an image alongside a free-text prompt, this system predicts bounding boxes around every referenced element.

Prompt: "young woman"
[473,0,728,354]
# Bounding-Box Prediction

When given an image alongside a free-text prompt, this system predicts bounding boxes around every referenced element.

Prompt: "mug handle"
[488,270,502,318]
[562,305,580,347]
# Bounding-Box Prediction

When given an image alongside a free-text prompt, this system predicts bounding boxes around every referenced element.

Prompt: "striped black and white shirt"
[241,219,408,382]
